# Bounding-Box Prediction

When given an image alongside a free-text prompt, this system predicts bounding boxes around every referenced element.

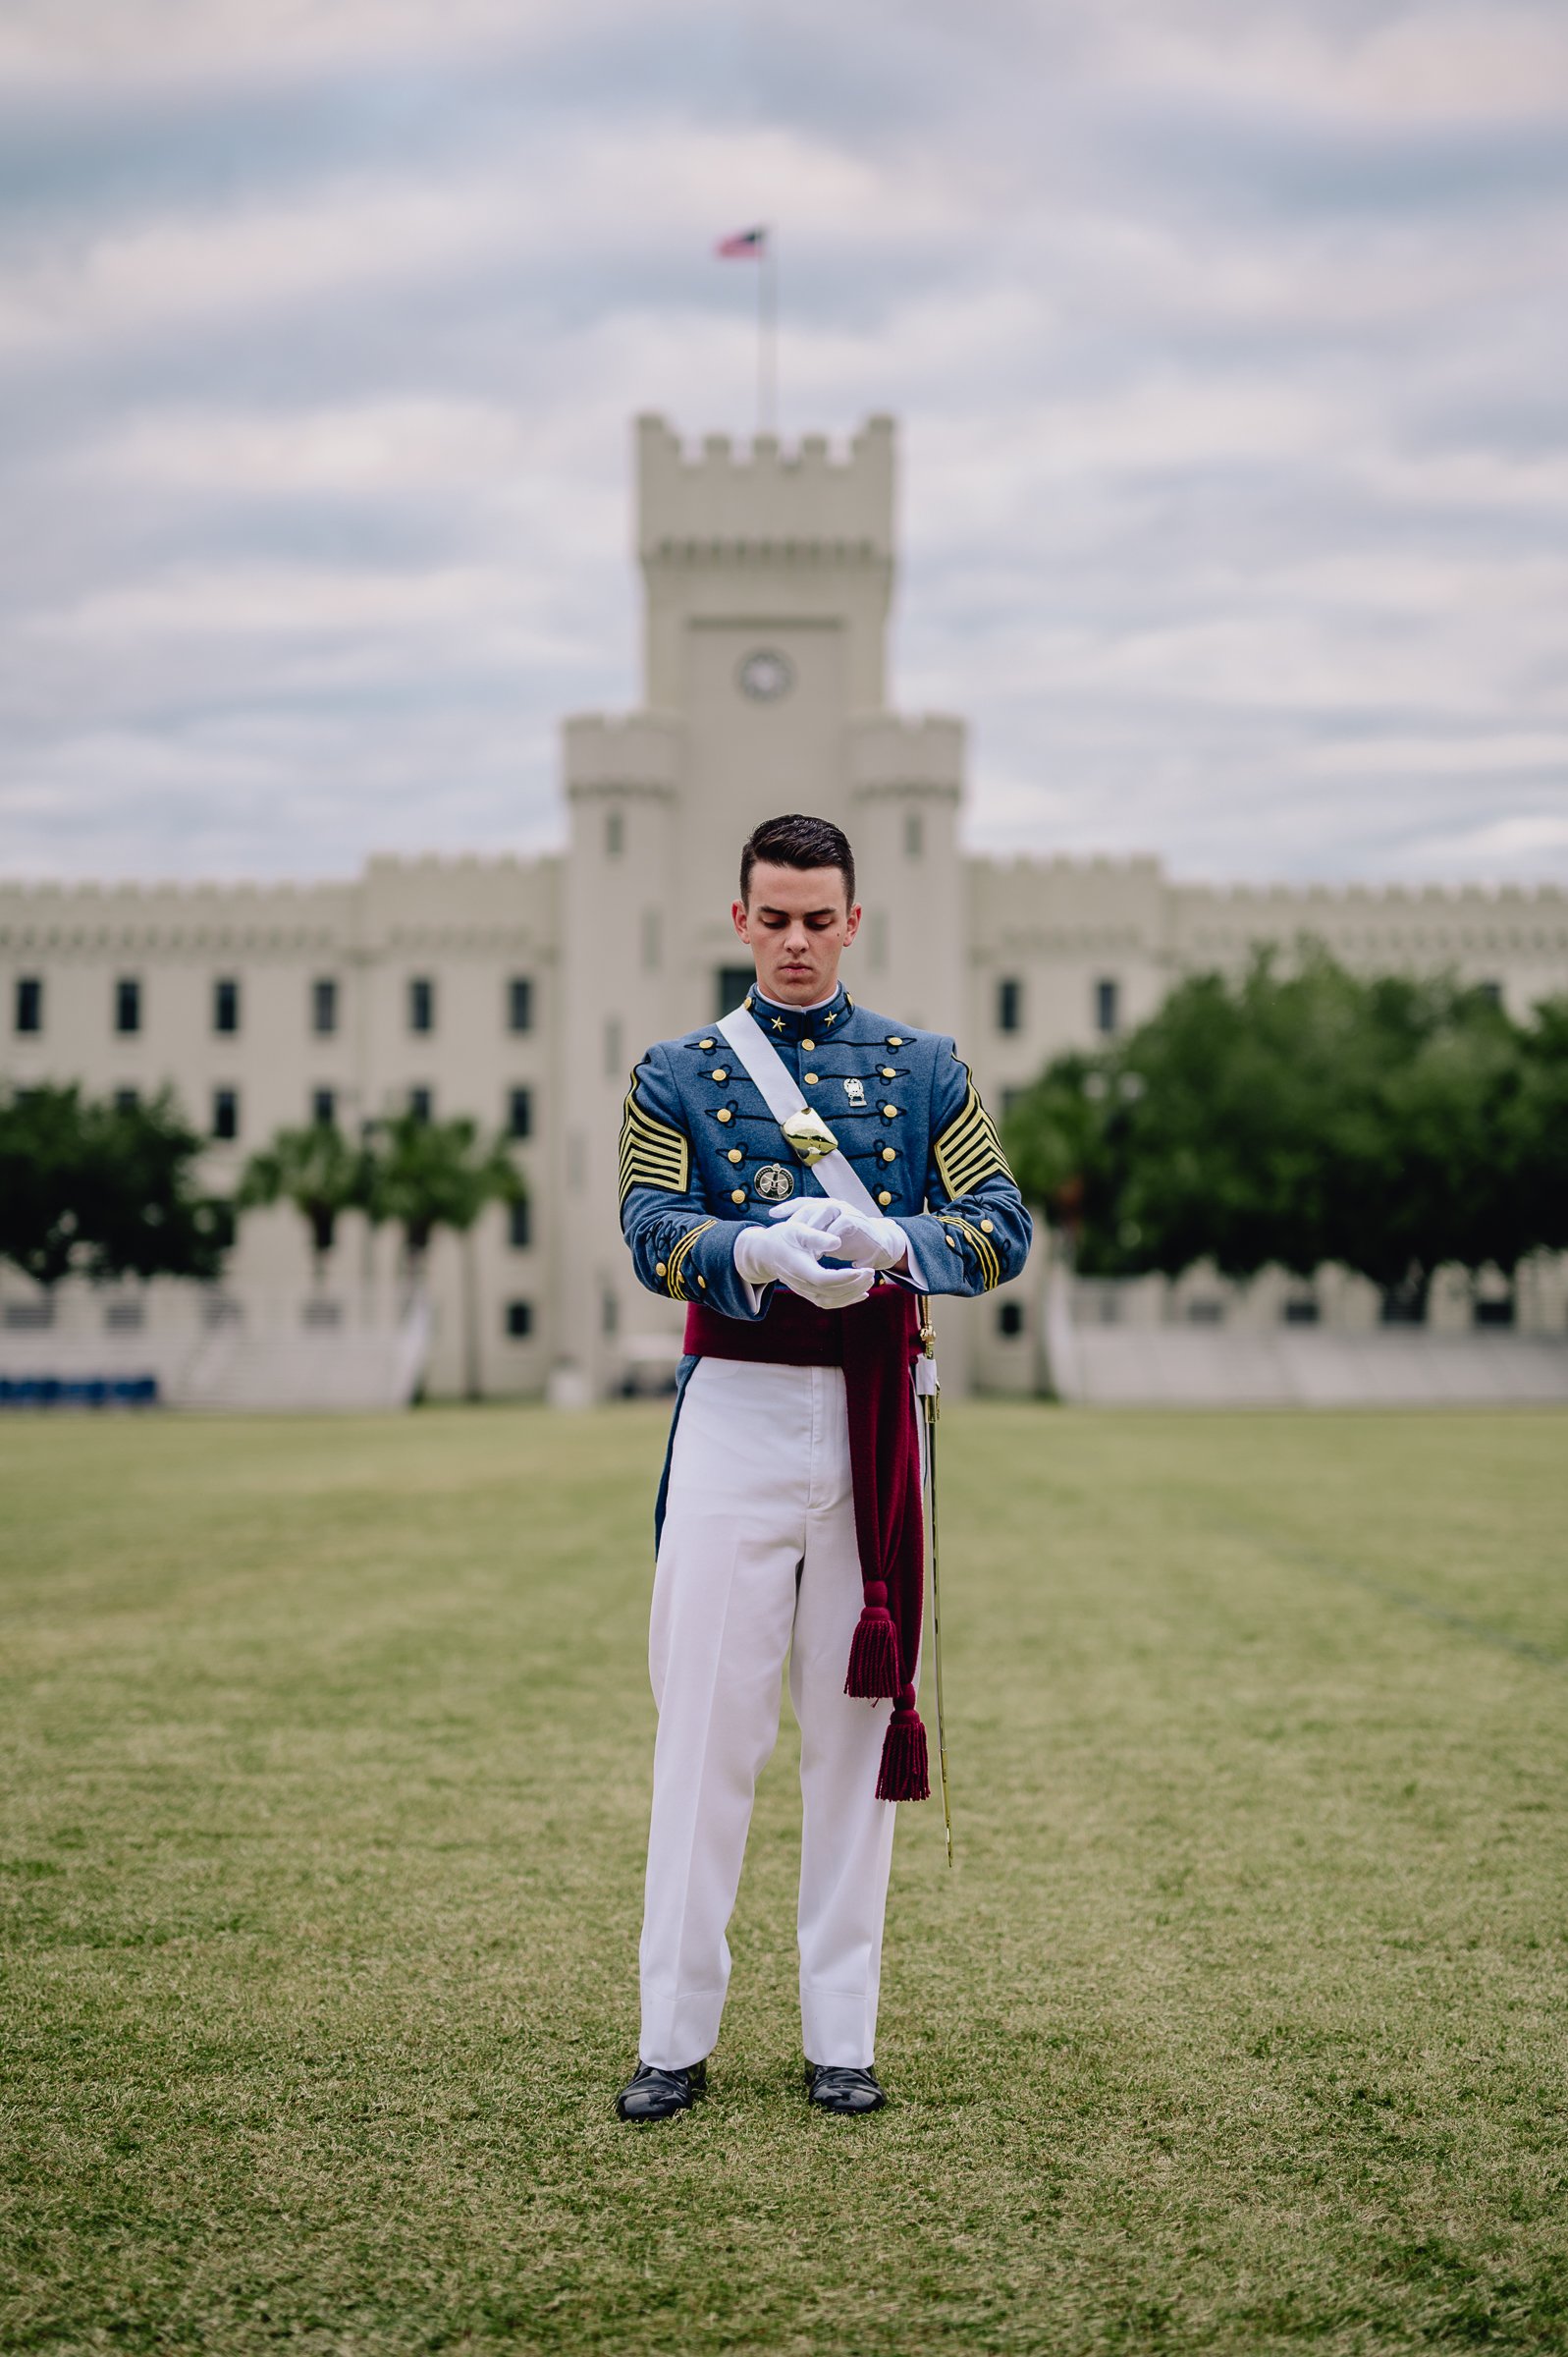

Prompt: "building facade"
[4,413,1567,1396]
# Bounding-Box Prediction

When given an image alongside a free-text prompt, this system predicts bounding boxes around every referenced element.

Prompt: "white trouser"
[638,1356,907,2071]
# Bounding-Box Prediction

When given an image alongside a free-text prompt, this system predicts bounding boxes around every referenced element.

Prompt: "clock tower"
[553,413,967,1398]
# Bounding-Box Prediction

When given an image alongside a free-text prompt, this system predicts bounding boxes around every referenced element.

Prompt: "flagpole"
[758,227,777,437]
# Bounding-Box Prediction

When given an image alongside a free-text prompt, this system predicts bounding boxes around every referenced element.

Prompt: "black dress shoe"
[804,2062,885,2114]
[615,2060,707,2122]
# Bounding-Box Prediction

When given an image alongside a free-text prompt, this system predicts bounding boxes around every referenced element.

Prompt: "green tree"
[237,1122,374,1285]
[1002,947,1544,1320]
[0,1084,229,1291]
[1509,996,1568,1269]
[364,1111,524,1398]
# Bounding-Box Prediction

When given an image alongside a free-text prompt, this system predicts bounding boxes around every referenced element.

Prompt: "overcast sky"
[3,0,1566,888]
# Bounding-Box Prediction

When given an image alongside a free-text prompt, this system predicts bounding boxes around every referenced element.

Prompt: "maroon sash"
[683,1285,930,1801]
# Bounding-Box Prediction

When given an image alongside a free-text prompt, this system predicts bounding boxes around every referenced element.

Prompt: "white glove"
[733,1213,876,1310]
[771,1195,908,1272]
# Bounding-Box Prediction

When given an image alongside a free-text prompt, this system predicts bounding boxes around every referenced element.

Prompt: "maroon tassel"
[875,1686,930,1803]
[844,1581,901,1700]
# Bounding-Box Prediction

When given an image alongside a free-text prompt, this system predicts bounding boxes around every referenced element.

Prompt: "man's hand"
[771,1196,909,1273]
[733,1213,876,1309]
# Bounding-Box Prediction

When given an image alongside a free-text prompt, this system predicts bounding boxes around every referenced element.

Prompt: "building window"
[1095,976,1120,1036]
[1475,1295,1515,1327]
[715,964,755,1019]
[1477,979,1503,1007]
[213,976,240,1034]
[407,1086,433,1124]
[205,1199,238,1251]
[1282,1297,1320,1326]
[15,976,42,1034]
[604,1017,622,1077]
[312,977,339,1036]
[997,976,1022,1034]
[606,809,624,856]
[508,975,533,1033]
[310,1088,336,1127]
[3,1299,54,1331]
[506,1299,533,1340]
[115,976,141,1035]
[105,1298,145,1332]
[904,811,923,858]
[509,1197,531,1250]
[508,1086,532,1140]
[641,909,661,972]
[1185,1298,1223,1325]
[113,1087,139,1115]
[1000,1088,1025,1119]
[602,1287,619,1338]
[407,976,435,1034]
[211,1087,239,1142]
[998,1300,1024,1339]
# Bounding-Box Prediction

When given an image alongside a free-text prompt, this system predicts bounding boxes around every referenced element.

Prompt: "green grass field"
[3,1402,1566,2357]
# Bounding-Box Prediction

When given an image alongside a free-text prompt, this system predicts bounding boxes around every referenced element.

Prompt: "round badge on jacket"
[753,1162,796,1202]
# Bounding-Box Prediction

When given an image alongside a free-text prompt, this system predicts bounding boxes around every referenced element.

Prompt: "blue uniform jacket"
[619,980,1032,1318]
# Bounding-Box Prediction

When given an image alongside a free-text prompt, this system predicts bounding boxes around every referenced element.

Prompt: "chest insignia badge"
[753,1161,796,1202]
[842,1076,866,1107]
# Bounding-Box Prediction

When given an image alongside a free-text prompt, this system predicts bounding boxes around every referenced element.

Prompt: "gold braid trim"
[934,1078,1012,1199]
[937,1211,1001,1291]
[665,1220,716,1300]
[619,1086,689,1206]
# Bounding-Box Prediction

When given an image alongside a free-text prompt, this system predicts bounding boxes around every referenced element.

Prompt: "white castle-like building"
[4,412,1567,1402]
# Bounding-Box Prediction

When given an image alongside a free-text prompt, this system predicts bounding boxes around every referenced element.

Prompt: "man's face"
[732,860,861,1006]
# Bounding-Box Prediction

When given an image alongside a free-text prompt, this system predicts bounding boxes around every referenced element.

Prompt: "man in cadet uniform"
[614,812,1031,2122]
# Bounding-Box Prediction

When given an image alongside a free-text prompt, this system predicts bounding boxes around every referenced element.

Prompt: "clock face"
[737,648,794,702]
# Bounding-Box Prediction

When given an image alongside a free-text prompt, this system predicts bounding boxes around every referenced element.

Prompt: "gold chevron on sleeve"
[934,1079,1012,1201]
[937,1211,1002,1291]
[619,1087,690,1205]
[664,1220,715,1300]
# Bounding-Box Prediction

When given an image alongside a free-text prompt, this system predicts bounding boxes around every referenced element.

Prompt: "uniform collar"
[747,981,853,1042]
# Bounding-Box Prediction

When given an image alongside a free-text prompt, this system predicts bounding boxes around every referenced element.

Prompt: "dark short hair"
[739,813,855,908]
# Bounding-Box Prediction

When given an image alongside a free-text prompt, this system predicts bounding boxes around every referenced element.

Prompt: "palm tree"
[363,1111,524,1399]
[237,1122,373,1289]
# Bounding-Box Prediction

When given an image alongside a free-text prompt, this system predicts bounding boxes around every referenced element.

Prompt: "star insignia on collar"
[771,1016,784,1032]
[824,1011,838,1025]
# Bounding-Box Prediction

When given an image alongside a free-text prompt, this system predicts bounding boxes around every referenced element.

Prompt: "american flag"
[715,226,767,259]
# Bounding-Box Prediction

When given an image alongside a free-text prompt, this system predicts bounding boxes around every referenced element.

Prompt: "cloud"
[0,0,1565,887]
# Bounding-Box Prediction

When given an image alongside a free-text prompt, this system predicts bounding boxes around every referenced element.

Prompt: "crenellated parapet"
[0,876,357,956]
[848,714,964,801]
[562,712,683,799]
[0,857,558,958]
[636,413,894,559]
[969,852,1167,956]
[1171,877,1568,964]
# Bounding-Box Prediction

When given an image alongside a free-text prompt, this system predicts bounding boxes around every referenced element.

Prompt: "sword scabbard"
[918,1297,953,1867]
